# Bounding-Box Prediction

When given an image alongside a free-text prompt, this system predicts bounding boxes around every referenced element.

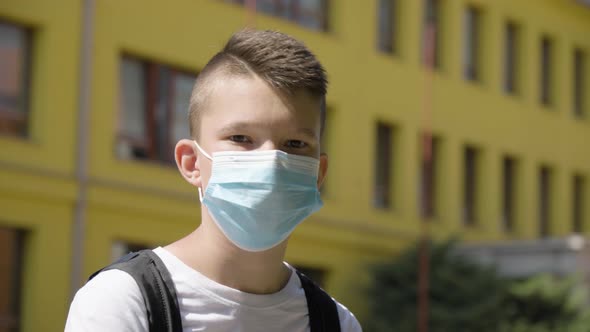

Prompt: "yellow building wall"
[0,0,589,330]
[0,0,80,331]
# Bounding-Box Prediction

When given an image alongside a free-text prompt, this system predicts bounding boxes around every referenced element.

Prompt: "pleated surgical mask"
[194,141,323,252]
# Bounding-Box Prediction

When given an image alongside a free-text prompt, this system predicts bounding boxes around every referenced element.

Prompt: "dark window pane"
[573,49,586,118]
[423,0,441,68]
[118,57,149,160]
[256,0,277,16]
[540,36,553,106]
[463,146,478,225]
[377,0,396,53]
[502,157,516,231]
[374,123,393,209]
[0,22,31,138]
[254,0,327,31]
[420,134,439,219]
[573,175,585,233]
[463,6,480,81]
[172,73,193,145]
[155,66,172,162]
[0,227,24,332]
[539,166,552,237]
[503,22,519,94]
[299,0,328,30]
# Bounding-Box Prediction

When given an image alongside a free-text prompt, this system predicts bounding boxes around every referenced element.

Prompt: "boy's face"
[176,74,328,194]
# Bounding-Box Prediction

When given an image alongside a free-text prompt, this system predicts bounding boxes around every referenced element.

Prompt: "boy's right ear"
[174,139,201,187]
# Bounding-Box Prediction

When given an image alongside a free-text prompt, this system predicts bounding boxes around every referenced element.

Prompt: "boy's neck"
[165,220,292,295]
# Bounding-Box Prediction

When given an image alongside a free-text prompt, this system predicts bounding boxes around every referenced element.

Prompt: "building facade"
[0,0,589,330]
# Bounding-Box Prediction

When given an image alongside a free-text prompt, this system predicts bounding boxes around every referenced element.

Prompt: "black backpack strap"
[296,270,342,332]
[89,250,183,332]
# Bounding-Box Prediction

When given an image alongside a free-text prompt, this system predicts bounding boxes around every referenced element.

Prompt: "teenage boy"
[66,29,361,331]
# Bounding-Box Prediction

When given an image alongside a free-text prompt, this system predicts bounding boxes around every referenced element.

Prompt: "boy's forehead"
[206,75,321,116]
[199,76,321,133]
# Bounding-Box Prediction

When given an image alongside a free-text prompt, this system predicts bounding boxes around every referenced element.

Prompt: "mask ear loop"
[198,187,204,203]
[194,140,213,160]
[194,141,212,204]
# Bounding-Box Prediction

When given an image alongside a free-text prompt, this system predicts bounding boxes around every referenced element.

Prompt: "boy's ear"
[317,153,328,189]
[175,139,201,187]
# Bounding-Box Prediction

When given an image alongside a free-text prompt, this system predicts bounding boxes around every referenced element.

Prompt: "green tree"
[366,239,590,332]
[499,274,590,332]
[366,239,505,332]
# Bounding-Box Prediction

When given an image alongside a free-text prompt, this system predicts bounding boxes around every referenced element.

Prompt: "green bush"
[499,275,590,332]
[365,239,590,332]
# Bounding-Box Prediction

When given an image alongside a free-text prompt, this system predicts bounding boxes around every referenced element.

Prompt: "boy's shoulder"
[65,268,148,331]
[66,250,363,332]
[295,267,362,331]
[334,300,363,332]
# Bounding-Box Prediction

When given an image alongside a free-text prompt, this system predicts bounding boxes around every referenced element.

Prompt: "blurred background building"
[0,0,589,331]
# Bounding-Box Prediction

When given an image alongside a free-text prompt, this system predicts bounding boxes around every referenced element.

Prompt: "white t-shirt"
[65,247,362,331]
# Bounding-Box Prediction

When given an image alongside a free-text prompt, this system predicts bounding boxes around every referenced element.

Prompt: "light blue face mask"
[194,141,324,252]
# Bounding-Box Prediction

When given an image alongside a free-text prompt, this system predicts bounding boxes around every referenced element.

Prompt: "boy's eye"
[285,140,308,149]
[229,135,250,143]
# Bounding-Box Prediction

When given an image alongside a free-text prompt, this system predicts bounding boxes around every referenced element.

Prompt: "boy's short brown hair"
[189,29,328,139]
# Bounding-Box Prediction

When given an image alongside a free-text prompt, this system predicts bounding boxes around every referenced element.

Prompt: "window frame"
[0,20,33,138]
[117,54,196,165]
[539,35,553,106]
[501,156,517,232]
[573,48,586,118]
[373,122,394,210]
[503,20,520,95]
[0,227,25,331]
[377,0,397,54]
[463,145,479,226]
[463,5,481,81]
[538,165,552,237]
[572,174,586,233]
[224,0,329,31]
[422,0,442,69]
[419,133,439,219]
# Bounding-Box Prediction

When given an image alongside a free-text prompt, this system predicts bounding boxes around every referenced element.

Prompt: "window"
[374,122,394,209]
[463,6,481,81]
[502,157,517,232]
[377,0,398,54]
[573,48,586,118]
[419,134,439,219]
[463,146,479,225]
[0,21,32,138]
[573,174,586,233]
[225,0,329,31]
[539,166,552,237]
[540,36,553,106]
[0,227,25,332]
[117,56,196,164]
[503,21,519,94]
[422,0,441,68]
[293,265,326,288]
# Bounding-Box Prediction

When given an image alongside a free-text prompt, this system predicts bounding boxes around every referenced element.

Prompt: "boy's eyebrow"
[218,122,252,135]
[218,122,318,140]
[297,128,318,140]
